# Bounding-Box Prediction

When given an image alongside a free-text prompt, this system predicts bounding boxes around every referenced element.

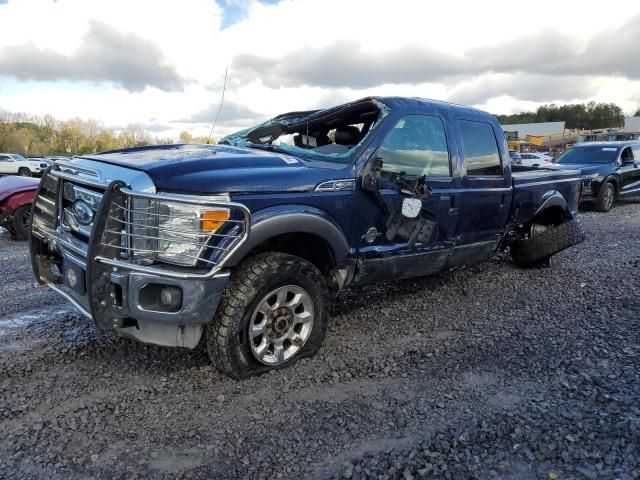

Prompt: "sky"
[1,0,640,139]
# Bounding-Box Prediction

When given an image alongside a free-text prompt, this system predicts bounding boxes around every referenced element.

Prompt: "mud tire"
[205,252,329,379]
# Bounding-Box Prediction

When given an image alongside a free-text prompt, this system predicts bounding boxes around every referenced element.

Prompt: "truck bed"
[511,165,579,184]
[511,166,582,225]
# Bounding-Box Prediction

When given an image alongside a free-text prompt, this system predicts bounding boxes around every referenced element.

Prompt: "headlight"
[581,174,599,192]
[156,201,229,266]
[129,197,230,267]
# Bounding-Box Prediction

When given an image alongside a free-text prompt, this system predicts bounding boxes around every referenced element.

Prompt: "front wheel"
[18,168,32,177]
[205,252,329,378]
[11,205,31,240]
[595,182,615,212]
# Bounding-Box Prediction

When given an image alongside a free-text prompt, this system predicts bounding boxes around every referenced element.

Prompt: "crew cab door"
[618,145,640,197]
[454,119,512,260]
[0,155,15,174]
[355,114,460,282]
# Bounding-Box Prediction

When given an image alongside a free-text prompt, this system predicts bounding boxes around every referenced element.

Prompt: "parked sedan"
[519,152,553,167]
[0,175,39,239]
[552,141,640,212]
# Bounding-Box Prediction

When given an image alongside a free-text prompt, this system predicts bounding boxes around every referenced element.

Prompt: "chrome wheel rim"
[249,285,315,366]
[604,186,614,210]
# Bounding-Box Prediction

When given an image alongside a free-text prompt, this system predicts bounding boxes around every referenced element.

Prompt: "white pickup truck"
[0,154,48,177]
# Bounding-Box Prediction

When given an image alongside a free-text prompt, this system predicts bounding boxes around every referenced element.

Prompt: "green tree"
[0,112,166,156]
[496,102,625,129]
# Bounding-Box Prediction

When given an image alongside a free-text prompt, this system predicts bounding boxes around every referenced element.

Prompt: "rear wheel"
[205,252,329,378]
[595,182,615,212]
[511,219,585,267]
[11,205,31,240]
[18,168,32,177]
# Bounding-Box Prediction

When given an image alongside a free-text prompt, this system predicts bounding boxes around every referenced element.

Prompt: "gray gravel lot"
[0,201,639,480]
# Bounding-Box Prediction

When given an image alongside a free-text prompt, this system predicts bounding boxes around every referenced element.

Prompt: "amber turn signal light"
[200,209,230,232]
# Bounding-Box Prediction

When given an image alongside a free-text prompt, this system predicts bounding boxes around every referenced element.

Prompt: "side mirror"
[622,157,634,166]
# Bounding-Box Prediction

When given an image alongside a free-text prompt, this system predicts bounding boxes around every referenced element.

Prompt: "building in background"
[501,121,567,153]
[624,116,640,134]
[578,117,640,142]
[501,118,640,153]
[501,121,566,138]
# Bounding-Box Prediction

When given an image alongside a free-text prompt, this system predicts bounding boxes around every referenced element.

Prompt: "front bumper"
[40,255,230,348]
[30,168,250,348]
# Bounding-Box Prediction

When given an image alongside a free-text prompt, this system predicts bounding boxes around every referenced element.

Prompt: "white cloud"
[1,0,640,140]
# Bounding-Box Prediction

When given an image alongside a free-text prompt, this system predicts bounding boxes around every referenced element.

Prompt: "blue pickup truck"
[30,97,584,378]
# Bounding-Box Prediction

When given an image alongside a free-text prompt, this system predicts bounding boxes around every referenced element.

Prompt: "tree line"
[0,111,216,157]
[496,102,640,130]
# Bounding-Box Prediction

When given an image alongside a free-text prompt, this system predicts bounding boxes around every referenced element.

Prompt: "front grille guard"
[30,170,251,329]
[89,183,251,280]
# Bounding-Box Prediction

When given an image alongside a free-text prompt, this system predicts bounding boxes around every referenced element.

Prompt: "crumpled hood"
[80,144,350,194]
[0,176,40,203]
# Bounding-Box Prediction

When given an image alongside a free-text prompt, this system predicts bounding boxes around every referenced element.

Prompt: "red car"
[0,176,39,240]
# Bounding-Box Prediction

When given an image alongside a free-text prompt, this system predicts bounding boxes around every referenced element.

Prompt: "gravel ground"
[0,201,639,480]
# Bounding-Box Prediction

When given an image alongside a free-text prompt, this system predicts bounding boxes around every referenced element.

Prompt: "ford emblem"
[71,200,94,226]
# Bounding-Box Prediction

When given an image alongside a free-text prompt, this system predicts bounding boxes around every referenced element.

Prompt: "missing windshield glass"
[221,98,387,161]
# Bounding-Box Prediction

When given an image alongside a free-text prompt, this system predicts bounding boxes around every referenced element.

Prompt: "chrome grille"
[61,183,103,238]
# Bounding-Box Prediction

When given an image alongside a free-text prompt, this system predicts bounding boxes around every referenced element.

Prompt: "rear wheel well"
[242,232,336,274]
[504,205,571,249]
[531,205,569,226]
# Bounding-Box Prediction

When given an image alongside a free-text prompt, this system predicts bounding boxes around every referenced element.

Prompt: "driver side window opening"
[378,114,451,178]
[621,146,634,162]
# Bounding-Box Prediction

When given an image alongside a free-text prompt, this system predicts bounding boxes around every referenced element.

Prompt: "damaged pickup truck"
[30,97,584,378]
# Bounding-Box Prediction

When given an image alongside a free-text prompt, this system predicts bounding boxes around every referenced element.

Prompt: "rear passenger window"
[458,120,502,176]
[379,115,450,178]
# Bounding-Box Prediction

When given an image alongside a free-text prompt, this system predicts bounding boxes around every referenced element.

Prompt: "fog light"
[64,263,86,295]
[160,286,182,309]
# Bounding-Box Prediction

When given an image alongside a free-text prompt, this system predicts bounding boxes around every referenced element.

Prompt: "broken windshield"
[220,98,389,163]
